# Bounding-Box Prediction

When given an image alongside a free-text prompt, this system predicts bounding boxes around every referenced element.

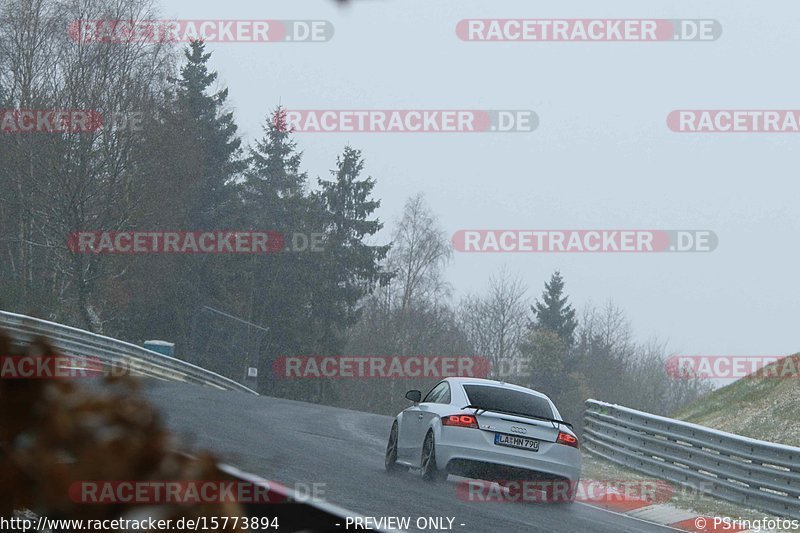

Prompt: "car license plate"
[495,433,539,451]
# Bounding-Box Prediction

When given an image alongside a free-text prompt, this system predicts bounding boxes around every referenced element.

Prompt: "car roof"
[443,376,551,401]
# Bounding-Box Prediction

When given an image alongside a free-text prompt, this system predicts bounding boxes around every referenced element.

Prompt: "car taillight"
[442,414,479,429]
[556,431,579,448]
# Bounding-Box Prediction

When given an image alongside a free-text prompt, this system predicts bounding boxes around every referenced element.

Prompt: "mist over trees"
[0,0,709,426]
[516,276,711,430]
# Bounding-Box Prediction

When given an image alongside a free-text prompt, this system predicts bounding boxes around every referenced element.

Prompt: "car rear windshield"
[463,385,554,420]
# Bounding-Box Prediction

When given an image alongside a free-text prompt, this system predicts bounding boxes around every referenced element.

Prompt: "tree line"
[0,0,709,429]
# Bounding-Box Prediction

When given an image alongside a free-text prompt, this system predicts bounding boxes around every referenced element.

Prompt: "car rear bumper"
[436,427,581,483]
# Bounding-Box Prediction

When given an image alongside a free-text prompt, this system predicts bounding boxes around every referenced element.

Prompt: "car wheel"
[420,431,446,481]
[385,423,407,473]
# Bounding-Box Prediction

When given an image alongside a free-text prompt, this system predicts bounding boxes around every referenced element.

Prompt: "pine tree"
[530,270,577,346]
[119,41,244,358]
[245,107,306,203]
[312,145,391,351]
[171,40,243,229]
[241,107,319,393]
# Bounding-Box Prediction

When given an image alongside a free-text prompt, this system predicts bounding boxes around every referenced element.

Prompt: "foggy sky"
[156,0,800,358]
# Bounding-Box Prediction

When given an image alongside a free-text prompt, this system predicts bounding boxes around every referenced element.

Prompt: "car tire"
[385,422,407,473]
[420,431,446,482]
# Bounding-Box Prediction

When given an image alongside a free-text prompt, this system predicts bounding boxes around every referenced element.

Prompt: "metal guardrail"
[1,311,384,531]
[0,310,257,395]
[583,399,800,519]
[218,463,395,533]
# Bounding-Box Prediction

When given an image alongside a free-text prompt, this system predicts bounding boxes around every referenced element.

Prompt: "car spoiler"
[462,404,575,430]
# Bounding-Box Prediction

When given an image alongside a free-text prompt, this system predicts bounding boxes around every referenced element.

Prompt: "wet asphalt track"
[141,381,675,533]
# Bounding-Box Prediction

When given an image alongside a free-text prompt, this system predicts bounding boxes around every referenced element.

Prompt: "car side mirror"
[405,390,422,403]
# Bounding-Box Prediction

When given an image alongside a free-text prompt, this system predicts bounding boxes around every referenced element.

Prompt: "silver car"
[385,377,581,502]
